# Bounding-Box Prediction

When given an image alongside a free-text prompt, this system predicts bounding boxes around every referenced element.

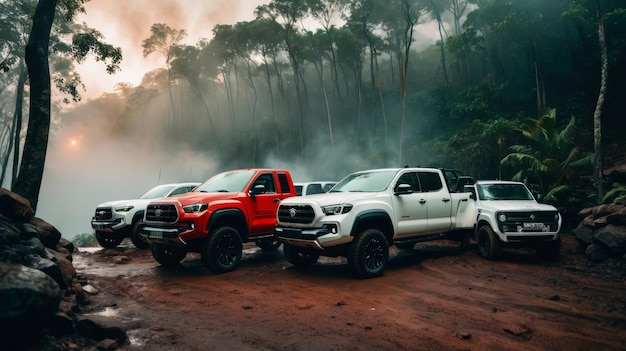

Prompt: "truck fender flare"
[207,208,249,240]
[350,210,394,240]
[132,211,145,223]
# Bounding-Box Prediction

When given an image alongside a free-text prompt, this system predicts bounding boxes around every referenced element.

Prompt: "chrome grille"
[94,207,113,220]
[278,204,315,224]
[146,204,179,223]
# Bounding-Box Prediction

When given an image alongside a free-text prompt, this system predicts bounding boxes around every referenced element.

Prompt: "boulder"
[585,242,610,262]
[0,188,34,222]
[594,225,626,255]
[574,200,626,261]
[26,216,62,250]
[571,223,594,245]
[0,262,61,340]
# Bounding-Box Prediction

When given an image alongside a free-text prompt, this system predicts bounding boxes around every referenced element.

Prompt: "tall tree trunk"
[593,2,608,204]
[3,64,27,186]
[12,0,57,211]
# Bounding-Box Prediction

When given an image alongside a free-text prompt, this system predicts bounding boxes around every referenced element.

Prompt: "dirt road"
[71,235,625,350]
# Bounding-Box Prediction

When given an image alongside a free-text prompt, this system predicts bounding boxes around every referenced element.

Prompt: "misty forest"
[1,0,626,220]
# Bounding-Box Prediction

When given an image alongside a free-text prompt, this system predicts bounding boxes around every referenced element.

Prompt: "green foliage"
[603,185,626,204]
[71,232,97,247]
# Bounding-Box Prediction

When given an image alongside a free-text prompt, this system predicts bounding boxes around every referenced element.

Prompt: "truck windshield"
[139,185,176,199]
[330,170,397,192]
[195,171,255,193]
[476,183,534,201]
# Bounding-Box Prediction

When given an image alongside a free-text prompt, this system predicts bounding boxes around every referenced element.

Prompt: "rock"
[96,338,119,350]
[571,223,594,245]
[26,217,62,250]
[0,262,61,340]
[594,225,626,255]
[82,284,99,295]
[593,204,612,219]
[45,247,77,289]
[47,311,76,335]
[607,207,626,226]
[585,242,610,262]
[0,188,34,222]
[76,315,127,341]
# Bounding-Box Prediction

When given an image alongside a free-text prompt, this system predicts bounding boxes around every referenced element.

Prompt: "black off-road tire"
[150,244,186,267]
[476,224,501,260]
[347,229,389,279]
[255,238,282,251]
[283,244,320,268]
[129,220,150,249]
[202,226,243,273]
[536,238,561,261]
[95,231,123,249]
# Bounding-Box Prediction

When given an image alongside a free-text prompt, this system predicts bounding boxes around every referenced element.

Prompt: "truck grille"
[146,204,179,223]
[498,211,559,233]
[94,207,113,220]
[278,204,315,224]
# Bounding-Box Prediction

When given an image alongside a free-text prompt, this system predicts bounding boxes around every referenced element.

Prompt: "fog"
[39,0,272,238]
[21,0,444,239]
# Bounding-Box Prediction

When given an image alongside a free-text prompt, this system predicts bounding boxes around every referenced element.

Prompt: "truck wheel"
[283,244,319,268]
[476,225,501,260]
[256,238,281,251]
[348,229,389,279]
[129,220,150,249]
[202,226,242,273]
[536,238,561,261]
[150,244,186,267]
[95,231,123,249]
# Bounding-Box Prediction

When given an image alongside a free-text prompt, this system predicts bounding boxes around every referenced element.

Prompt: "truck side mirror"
[463,185,476,200]
[249,184,266,197]
[394,183,413,195]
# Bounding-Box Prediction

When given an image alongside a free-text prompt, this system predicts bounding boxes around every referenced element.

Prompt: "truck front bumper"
[91,218,126,233]
[275,225,352,250]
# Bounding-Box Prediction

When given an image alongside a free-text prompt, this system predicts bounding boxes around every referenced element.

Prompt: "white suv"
[470,180,562,260]
[91,182,199,248]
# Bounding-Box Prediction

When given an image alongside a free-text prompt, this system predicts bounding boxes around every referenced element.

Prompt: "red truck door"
[248,172,285,236]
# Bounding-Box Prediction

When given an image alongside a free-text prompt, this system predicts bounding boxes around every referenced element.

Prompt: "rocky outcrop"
[0,188,127,349]
[572,199,626,261]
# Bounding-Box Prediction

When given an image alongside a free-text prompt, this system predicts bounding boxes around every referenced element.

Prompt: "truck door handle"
[419,199,426,204]
[442,198,450,202]
[273,198,281,203]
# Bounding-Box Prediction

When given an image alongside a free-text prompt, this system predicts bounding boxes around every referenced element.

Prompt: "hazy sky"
[37,0,440,239]
[37,0,270,238]
[75,0,270,99]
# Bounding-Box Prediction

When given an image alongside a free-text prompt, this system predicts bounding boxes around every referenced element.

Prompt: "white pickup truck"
[275,167,476,278]
[469,180,562,260]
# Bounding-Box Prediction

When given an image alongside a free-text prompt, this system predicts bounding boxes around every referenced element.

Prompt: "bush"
[71,232,97,247]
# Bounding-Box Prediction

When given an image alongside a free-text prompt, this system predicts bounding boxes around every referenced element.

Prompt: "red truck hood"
[149,191,242,206]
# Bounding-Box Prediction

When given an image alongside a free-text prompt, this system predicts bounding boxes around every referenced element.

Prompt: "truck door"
[248,172,282,236]
[391,171,429,238]
[418,171,453,233]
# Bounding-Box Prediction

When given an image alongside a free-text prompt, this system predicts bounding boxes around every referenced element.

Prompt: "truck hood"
[96,198,152,208]
[281,192,377,206]
[148,191,241,206]
[477,200,557,212]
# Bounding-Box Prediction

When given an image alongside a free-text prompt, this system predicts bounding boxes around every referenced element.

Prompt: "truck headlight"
[322,204,353,215]
[183,203,208,213]
[115,205,134,212]
[498,213,507,222]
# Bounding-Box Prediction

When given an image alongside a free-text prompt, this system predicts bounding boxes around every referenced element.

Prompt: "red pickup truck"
[141,168,296,273]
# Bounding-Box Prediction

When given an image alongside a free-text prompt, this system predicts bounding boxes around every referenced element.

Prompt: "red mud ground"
[49,235,626,350]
